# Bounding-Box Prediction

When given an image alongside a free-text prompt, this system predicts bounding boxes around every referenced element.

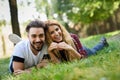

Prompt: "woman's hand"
[48,42,58,52]
[48,42,73,51]
[57,42,73,50]
[58,42,82,59]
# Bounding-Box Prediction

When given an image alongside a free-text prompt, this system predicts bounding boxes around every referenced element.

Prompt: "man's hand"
[36,59,49,68]
[13,69,31,76]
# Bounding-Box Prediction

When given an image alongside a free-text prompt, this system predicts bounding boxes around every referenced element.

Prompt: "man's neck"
[30,46,39,55]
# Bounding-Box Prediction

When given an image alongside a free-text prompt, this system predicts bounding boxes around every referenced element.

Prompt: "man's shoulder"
[12,40,30,56]
[14,40,29,48]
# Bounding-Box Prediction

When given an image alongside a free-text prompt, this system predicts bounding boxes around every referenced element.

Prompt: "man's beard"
[30,42,44,51]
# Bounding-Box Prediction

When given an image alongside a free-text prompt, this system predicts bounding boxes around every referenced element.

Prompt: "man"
[9,20,49,75]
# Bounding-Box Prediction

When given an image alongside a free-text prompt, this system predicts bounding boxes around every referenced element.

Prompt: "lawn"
[0,31,120,80]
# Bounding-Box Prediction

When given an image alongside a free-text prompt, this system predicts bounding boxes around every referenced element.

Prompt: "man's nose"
[36,37,41,42]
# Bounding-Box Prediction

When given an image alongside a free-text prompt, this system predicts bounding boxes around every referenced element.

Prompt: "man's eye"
[39,34,44,38]
[32,35,36,38]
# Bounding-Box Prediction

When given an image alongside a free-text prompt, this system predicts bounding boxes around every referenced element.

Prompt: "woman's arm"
[48,42,60,63]
[58,42,82,59]
[49,52,60,63]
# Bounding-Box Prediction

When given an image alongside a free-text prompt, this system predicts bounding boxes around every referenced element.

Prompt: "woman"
[45,20,109,63]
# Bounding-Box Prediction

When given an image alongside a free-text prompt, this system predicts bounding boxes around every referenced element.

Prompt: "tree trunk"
[9,0,21,37]
[115,6,120,29]
[1,35,6,55]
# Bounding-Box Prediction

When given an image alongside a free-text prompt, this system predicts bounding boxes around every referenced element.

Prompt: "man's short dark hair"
[26,20,45,32]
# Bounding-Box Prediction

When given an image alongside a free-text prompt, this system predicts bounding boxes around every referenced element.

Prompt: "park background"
[0,0,120,58]
[0,0,120,80]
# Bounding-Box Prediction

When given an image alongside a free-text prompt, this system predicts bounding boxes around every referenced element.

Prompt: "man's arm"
[13,61,25,75]
[13,61,31,75]
[11,56,30,75]
[13,61,24,71]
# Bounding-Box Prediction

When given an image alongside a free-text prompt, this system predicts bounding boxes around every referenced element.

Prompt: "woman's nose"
[54,31,59,35]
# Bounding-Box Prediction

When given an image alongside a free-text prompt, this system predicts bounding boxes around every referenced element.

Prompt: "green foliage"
[0,58,10,79]
[51,0,73,13]
[0,20,6,32]
[68,0,120,23]
[34,0,120,24]
[0,20,6,26]
[35,0,120,23]
[36,0,120,23]
[35,0,48,12]
[1,31,120,80]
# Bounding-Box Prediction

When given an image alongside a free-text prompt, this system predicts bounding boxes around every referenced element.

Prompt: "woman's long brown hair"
[45,20,78,61]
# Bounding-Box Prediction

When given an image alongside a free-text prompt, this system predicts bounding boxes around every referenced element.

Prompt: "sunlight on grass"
[1,30,120,80]
[106,30,120,36]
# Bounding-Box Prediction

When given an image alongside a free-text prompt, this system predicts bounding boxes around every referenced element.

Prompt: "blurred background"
[0,0,120,58]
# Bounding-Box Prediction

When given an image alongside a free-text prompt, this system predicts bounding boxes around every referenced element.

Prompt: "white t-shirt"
[9,40,48,73]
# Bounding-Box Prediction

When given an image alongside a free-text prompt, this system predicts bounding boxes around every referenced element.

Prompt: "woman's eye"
[56,28,59,31]
[50,31,54,34]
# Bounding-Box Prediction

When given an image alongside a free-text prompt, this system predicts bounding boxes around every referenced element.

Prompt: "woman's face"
[48,25,63,43]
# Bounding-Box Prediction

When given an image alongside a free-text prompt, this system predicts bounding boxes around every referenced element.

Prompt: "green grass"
[0,31,120,80]
[0,58,10,80]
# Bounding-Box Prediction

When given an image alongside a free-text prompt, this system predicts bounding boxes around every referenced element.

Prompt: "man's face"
[28,27,45,51]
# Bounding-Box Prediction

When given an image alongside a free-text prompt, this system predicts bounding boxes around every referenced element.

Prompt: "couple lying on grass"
[9,19,109,75]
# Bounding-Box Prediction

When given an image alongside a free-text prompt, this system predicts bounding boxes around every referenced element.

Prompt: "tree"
[67,0,120,23]
[34,0,120,36]
[53,0,120,36]
[35,0,53,19]
[9,0,21,37]
[0,20,6,55]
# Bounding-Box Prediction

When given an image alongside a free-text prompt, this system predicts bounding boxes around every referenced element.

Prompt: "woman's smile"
[48,25,63,42]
